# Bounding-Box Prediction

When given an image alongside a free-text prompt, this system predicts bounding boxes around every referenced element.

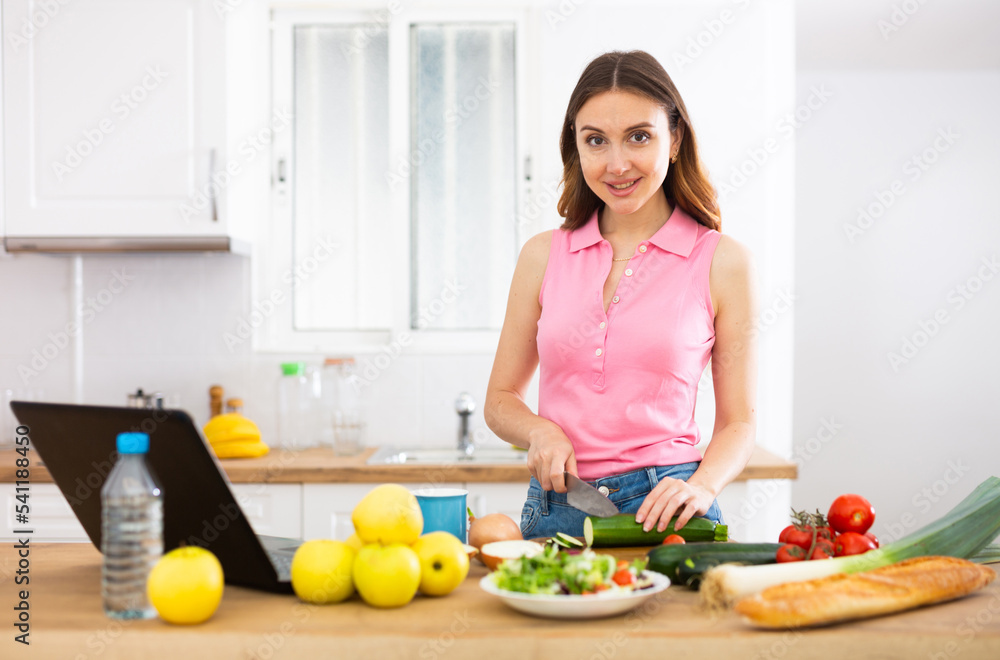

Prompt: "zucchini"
[646,542,781,587]
[583,515,728,547]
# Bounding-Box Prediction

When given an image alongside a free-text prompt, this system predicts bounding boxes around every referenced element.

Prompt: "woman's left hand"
[634,478,715,532]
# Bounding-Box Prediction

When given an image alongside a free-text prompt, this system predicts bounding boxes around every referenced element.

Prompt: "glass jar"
[320,357,365,456]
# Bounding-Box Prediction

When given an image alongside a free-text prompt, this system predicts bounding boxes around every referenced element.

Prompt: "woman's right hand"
[527,426,577,493]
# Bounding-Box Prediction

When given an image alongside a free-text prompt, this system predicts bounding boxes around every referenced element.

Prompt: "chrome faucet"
[455,392,476,456]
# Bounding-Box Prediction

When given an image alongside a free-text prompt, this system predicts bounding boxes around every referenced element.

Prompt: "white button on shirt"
[624,268,633,276]
[612,295,620,304]
[638,245,647,253]
[595,348,603,356]
[599,321,606,329]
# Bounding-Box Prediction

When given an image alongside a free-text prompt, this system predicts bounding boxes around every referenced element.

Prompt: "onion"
[479,540,544,571]
[463,544,479,562]
[468,511,522,554]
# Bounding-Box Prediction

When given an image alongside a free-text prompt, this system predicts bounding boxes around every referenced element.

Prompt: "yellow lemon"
[290,539,356,604]
[147,546,224,625]
[412,532,470,597]
[352,543,421,608]
[351,484,423,545]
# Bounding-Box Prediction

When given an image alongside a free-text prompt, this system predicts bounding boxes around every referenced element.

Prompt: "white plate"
[479,571,671,619]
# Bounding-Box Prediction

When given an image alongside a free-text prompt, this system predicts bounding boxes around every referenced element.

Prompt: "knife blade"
[564,472,620,517]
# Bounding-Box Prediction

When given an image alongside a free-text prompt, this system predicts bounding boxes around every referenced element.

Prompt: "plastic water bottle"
[101,432,163,620]
[277,361,315,449]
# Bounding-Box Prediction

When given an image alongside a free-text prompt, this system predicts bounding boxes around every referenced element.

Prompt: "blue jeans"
[519,462,724,540]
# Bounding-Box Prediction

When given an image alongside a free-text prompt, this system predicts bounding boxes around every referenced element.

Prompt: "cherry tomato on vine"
[778,524,833,549]
[865,531,880,548]
[809,538,835,560]
[776,544,806,563]
[828,494,875,534]
[834,531,877,557]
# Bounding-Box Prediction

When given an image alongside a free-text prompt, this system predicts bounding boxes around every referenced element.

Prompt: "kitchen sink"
[367,446,528,465]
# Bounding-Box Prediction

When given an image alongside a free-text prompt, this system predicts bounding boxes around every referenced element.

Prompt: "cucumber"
[646,542,781,586]
[555,532,584,548]
[583,515,728,547]
[675,557,722,590]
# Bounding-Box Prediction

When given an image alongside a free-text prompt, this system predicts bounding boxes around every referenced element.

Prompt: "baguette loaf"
[734,555,996,628]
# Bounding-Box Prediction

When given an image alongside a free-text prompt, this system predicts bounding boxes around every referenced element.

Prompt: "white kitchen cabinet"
[0,482,88,542]
[303,484,380,541]
[464,482,528,526]
[302,482,471,541]
[1,0,233,248]
[229,483,302,539]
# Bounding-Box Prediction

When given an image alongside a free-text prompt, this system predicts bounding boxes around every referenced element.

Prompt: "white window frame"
[257,3,530,355]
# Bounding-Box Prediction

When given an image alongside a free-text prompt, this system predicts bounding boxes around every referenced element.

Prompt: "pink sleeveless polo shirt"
[536,204,721,480]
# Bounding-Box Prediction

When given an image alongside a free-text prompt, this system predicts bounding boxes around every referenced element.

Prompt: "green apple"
[352,543,421,608]
[412,531,470,596]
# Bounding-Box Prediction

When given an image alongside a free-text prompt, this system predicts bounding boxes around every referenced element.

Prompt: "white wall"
[792,65,1000,540]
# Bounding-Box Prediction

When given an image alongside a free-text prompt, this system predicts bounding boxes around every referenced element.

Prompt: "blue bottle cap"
[116,432,150,454]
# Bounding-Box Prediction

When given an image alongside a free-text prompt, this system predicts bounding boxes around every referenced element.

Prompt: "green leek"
[701,476,1000,608]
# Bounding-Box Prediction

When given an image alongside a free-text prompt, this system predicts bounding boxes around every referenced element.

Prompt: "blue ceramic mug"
[413,487,468,543]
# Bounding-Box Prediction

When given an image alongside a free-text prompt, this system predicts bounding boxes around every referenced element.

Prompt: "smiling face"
[574,90,676,221]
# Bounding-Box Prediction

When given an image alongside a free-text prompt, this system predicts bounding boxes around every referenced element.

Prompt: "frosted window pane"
[293,26,390,331]
[411,24,517,330]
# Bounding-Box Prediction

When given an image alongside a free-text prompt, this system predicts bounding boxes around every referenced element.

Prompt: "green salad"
[493,542,651,595]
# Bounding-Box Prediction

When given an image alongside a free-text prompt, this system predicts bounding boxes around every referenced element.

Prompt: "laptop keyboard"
[266,549,295,581]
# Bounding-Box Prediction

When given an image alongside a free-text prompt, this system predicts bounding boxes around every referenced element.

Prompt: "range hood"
[3,236,251,254]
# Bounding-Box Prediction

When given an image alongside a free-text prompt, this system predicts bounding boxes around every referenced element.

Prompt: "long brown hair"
[556,51,720,232]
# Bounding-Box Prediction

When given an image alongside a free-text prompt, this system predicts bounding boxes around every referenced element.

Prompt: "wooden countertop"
[3,543,997,659]
[0,444,797,484]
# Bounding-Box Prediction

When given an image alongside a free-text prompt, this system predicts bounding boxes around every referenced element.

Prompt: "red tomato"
[778,524,833,549]
[865,531,880,548]
[816,525,836,541]
[661,534,686,545]
[778,525,812,549]
[612,568,634,586]
[834,531,877,557]
[809,538,835,560]
[828,494,875,534]
[776,544,806,563]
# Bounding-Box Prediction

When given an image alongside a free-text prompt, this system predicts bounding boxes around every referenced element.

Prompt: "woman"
[485,50,758,539]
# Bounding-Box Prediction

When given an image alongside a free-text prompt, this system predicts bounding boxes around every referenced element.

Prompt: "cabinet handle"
[209,148,218,222]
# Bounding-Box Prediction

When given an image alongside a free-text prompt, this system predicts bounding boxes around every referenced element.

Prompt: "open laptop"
[11,401,300,594]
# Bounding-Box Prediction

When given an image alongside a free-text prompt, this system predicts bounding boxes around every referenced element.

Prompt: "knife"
[564,472,620,517]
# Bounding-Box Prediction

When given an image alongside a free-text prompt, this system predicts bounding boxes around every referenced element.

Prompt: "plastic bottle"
[101,432,163,620]
[277,362,314,449]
